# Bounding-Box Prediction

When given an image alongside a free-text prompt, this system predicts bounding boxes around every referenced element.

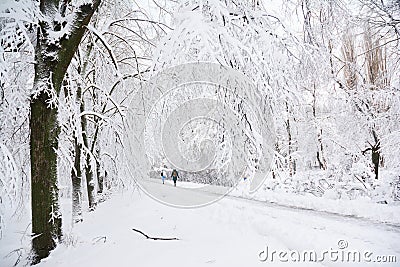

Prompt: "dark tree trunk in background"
[362,130,381,180]
[72,134,83,222]
[96,148,103,194]
[285,101,296,176]
[93,87,103,194]
[371,130,381,180]
[85,157,96,210]
[72,85,83,223]
[82,107,97,210]
[372,148,380,180]
[92,78,103,195]
[31,0,101,263]
[312,85,326,170]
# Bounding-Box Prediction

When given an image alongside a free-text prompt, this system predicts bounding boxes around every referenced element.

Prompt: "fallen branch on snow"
[132,228,179,241]
[5,248,23,267]
[92,236,107,244]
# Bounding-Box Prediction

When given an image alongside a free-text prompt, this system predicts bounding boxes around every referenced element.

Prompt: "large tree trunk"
[31,6,62,262]
[31,0,101,263]
[30,91,62,264]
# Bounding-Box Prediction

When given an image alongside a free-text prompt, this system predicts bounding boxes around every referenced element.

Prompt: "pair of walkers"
[160,169,179,187]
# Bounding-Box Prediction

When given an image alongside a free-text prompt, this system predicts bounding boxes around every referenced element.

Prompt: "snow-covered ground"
[231,181,400,226]
[1,179,400,266]
[36,182,400,266]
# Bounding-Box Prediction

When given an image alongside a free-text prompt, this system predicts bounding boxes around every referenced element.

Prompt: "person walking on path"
[171,169,179,187]
[161,170,166,184]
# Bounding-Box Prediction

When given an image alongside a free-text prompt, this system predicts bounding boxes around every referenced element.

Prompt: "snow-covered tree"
[29,0,100,263]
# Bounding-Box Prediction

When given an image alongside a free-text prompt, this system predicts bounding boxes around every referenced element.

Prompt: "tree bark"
[82,104,97,210]
[96,148,103,194]
[93,82,103,194]
[372,149,380,180]
[371,130,381,180]
[362,130,381,180]
[30,91,62,265]
[312,85,326,170]
[285,101,296,176]
[72,85,83,223]
[72,134,83,223]
[31,0,101,263]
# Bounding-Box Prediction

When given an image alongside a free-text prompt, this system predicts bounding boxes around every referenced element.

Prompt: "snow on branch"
[109,17,173,32]
[86,25,120,76]
[0,143,20,209]
[79,110,108,121]
[84,84,125,120]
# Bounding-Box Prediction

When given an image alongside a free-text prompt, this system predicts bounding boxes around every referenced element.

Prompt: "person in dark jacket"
[171,169,179,187]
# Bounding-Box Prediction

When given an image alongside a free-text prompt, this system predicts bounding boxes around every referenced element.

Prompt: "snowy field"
[1,0,400,266]
[2,179,399,267]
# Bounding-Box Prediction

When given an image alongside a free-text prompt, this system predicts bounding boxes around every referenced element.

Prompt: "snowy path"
[36,179,399,267]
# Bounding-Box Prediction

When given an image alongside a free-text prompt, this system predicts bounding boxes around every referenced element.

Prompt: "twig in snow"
[92,236,107,244]
[5,248,23,267]
[132,228,179,241]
